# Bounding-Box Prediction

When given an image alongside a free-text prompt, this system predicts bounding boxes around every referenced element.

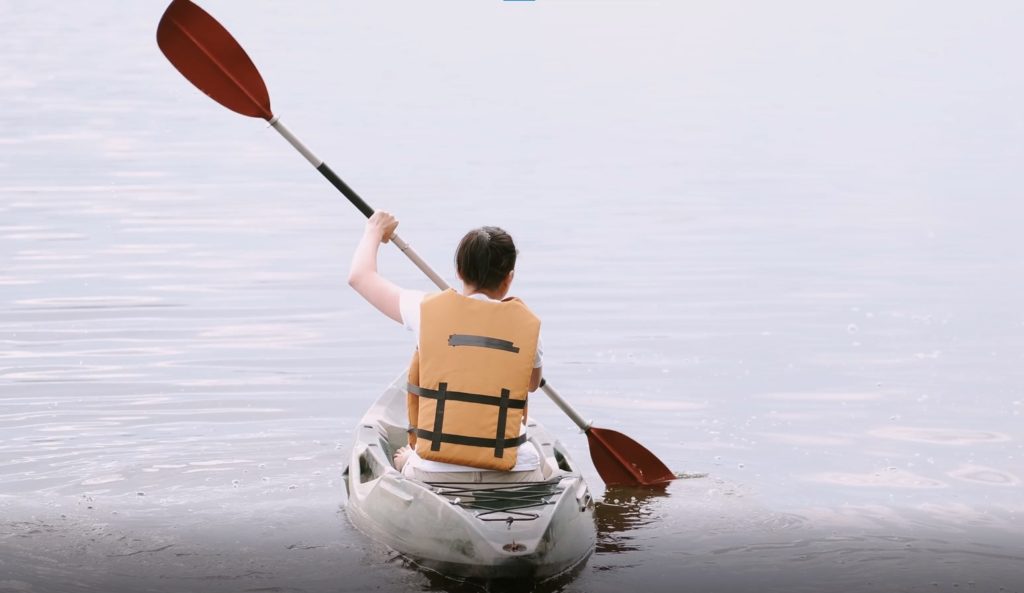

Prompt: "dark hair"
[455,226,517,291]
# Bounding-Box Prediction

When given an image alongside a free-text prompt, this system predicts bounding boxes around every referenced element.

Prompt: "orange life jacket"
[406,289,540,471]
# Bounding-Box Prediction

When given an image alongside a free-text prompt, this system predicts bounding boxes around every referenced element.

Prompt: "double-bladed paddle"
[156,0,675,487]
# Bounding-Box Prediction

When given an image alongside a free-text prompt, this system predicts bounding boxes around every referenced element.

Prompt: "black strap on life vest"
[408,382,525,458]
[408,383,526,410]
[448,333,520,354]
[494,388,511,458]
[429,382,448,452]
[412,428,527,452]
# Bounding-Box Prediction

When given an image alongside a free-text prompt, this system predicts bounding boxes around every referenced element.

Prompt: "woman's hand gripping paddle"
[156,0,676,487]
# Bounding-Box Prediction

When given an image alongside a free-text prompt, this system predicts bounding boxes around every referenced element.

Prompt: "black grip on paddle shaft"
[316,162,374,218]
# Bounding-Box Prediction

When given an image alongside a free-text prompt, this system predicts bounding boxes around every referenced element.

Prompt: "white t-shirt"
[399,289,541,472]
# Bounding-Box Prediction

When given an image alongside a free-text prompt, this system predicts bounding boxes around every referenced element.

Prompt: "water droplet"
[847,324,859,334]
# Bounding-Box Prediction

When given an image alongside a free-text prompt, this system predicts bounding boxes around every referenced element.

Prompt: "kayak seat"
[373,418,409,469]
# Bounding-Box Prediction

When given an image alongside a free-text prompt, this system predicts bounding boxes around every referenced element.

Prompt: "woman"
[348,211,544,483]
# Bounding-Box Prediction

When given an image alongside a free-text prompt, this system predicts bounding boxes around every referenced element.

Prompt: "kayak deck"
[344,372,597,580]
[427,481,566,523]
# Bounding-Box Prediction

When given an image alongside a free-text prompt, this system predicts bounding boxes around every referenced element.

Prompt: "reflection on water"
[413,557,590,593]
[595,486,673,555]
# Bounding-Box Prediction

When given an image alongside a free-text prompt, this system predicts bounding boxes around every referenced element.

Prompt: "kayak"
[343,372,597,580]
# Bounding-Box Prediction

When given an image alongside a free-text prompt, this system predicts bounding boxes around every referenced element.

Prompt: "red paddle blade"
[587,427,676,487]
[157,0,273,120]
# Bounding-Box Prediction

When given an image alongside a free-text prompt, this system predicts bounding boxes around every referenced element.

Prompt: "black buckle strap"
[408,383,526,410]
[413,428,527,452]
[448,334,520,354]
[430,382,447,452]
[495,388,510,459]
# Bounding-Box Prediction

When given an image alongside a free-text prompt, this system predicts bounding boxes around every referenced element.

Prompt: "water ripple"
[14,296,172,310]
[869,426,1012,445]
[806,469,948,489]
[948,465,1020,486]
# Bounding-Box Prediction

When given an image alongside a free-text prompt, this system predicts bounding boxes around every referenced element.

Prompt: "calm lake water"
[2,1,1022,592]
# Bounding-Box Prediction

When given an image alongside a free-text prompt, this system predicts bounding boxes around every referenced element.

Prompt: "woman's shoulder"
[399,289,427,304]
[398,289,428,331]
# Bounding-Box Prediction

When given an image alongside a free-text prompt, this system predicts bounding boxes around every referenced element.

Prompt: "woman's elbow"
[529,368,542,392]
[347,270,364,291]
[348,273,373,301]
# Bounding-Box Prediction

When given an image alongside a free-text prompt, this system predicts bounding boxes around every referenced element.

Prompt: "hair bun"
[455,226,518,292]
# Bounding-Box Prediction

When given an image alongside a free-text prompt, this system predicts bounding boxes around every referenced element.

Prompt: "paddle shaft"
[538,379,592,432]
[270,115,595,432]
[270,117,447,289]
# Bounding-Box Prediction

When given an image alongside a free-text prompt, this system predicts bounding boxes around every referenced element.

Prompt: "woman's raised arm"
[348,211,403,323]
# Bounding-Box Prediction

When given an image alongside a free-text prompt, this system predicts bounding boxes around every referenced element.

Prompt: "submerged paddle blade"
[587,427,676,487]
[157,0,273,120]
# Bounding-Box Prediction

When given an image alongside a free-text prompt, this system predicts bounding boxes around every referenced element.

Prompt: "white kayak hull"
[344,372,597,580]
